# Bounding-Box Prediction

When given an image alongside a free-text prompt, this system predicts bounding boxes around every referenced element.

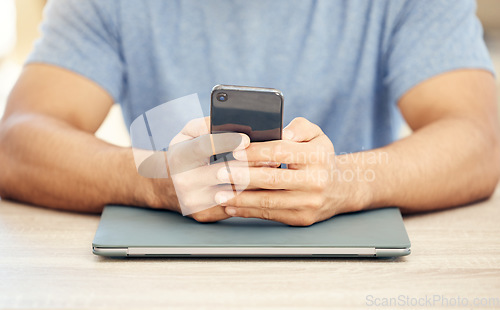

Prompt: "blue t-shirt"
[28,0,494,153]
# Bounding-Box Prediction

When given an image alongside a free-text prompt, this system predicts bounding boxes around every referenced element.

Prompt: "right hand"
[166,117,250,222]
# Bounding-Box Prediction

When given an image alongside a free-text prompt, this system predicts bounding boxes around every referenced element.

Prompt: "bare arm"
[215,69,500,225]
[0,64,178,213]
[364,69,500,213]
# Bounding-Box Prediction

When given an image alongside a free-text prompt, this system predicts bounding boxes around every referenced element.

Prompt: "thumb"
[167,132,249,175]
[283,117,323,142]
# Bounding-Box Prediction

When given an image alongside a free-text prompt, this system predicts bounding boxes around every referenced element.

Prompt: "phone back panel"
[211,86,283,142]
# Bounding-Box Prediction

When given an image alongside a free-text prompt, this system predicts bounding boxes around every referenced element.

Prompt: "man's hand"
[214,117,363,226]
[165,117,250,222]
[214,70,500,224]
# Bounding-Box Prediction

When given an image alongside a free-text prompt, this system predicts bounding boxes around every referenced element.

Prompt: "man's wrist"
[109,148,179,212]
[142,177,180,211]
[332,152,379,214]
[133,152,180,212]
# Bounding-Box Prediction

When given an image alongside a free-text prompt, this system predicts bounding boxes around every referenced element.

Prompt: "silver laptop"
[92,205,411,258]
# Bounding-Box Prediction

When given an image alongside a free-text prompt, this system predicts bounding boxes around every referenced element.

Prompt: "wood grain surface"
[0,185,499,309]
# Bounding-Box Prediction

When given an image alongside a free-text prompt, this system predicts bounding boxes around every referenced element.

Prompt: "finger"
[177,185,231,216]
[172,159,252,185]
[171,160,262,192]
[171,160,224,186]
[225,206,316,226]
[188,205,231,223]
[233,140,330,165]
[247,161,281,168]
[226,206,289,223]
[171,132,249,155]
[169,132,192,146]
[181,117,210,138]
[217,166,326,191]
[216,190,317,226]
[211,132,250,154]
[282,117,324,142]
[170,117,211,146]
[215,190,321,211]
[168,133,250,174]
[216,189,292,209]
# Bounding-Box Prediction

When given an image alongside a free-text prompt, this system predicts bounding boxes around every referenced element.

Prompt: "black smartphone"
[210,84,284,161]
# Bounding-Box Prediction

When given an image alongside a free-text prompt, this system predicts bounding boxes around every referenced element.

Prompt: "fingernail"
[236,134,250,150]
[233,150,245,160]
[217,168,230,182]
[215,192,232,205]
[283,129,294,140]
[225,207,236,216]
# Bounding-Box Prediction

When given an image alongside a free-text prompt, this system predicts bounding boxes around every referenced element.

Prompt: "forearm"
[0,113,178,213]
[343,117,500,213]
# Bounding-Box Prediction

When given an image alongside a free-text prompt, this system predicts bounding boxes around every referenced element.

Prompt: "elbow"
[0,119,17,200]
[0,153,10,200]
[481,135,500,200]
[0,144,9,200]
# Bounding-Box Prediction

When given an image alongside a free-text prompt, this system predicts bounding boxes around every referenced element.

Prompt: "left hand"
[214,117,359,226]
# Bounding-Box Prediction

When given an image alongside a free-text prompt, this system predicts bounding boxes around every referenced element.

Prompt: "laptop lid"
[92,206,411,258]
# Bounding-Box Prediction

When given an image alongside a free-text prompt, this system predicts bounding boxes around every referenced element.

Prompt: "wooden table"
[1,186,499,309]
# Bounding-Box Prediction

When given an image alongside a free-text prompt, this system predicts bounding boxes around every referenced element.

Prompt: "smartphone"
[210,84,284,161]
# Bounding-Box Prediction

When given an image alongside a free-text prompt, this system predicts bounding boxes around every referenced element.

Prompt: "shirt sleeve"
[384,0,495,105]
[26,0,124,103]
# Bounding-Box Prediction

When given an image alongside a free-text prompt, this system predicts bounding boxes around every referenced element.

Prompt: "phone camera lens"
[217,92,228,102]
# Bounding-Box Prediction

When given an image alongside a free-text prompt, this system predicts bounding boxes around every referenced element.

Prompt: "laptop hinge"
[375,248,411,257]
[92,246,128,257]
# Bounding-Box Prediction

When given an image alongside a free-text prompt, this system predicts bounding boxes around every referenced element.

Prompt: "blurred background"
[1,0,499,146]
